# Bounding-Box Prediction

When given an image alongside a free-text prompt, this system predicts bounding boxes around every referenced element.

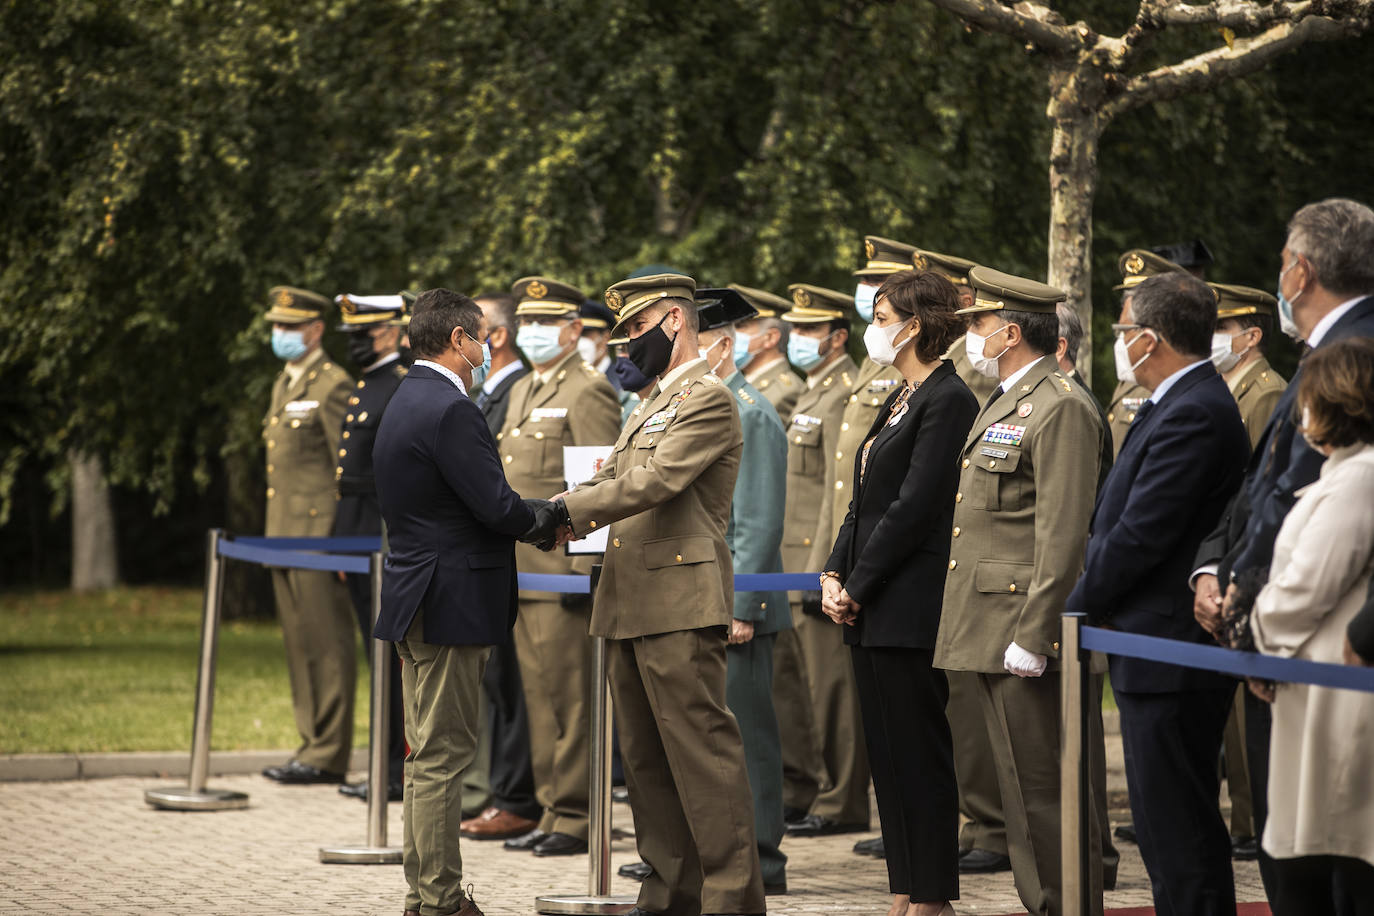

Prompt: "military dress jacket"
[1229,356,1287,450]
[748,357,803,424]
[780,355,857,581]
[263,350,352,537]
[816,357,903,571]
[334,356,406,498]
[562,360,743,639]
[499,349,622,598]
[1106,380,1151,457]
[723,371,790,635]
[934,357,1103,673]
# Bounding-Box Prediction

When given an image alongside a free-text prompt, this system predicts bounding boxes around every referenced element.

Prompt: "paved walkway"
[0,771,1266,915]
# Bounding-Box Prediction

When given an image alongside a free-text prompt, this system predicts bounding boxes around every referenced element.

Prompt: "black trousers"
[1270,854,1374,916]
[1116,686,1236,916]
[1243,687,1277,898]
[851,645,959,902]
[482,639,539,819]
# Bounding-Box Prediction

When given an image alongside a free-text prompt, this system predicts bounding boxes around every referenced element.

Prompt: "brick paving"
[0,768,1267,915]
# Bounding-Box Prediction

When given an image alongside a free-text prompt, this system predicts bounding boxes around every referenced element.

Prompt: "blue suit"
[1066,362,1249,916]
[373,364,535,646]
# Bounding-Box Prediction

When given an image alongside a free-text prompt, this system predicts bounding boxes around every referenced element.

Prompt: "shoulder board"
[581,363,600,376]
[736,388,755,405]
[701,372,721,385]
[397,366,409,376]
[841,371,853,387]
[1052,372,1074,393]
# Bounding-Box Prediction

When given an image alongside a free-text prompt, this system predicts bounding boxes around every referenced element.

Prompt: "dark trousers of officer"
[1116,686,1236,916]
[946,669,1008,855]
[772,625,823,814]
[726,632,786,889]
[853,646,959,902]
[794,609,870,825]
[481,639,539,819]
[609,628,765,916]
[1243,686,1277,898]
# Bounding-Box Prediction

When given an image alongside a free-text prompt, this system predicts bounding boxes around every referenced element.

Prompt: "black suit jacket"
[1068,368,1113,491]
[372,365,535,646]
[825,361,978,648]
[1203,296,1374,583]
[476,364,528,436]
[1066,363,1249,692]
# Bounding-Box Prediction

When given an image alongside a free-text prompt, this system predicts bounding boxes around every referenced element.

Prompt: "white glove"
[1004,641,1048,678]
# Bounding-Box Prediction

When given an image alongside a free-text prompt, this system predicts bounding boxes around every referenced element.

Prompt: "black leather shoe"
[785,813,868,837]
[1232,835,1259,860]
[764,882,787,895]
[782,806,807,825]
[503,828,547,851]
[618,861,653,881]
[338,778,404,801]
[532,831,588,857]
[261,760,345,784]
[852,836,884,857]
[959,848,1012,873]
[1113,823,1137,844]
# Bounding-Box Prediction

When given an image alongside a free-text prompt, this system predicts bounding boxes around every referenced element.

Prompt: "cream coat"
[1251,443,1374,867]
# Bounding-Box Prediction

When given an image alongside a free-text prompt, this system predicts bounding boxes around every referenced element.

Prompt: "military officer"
[934,267,1106,916]
[921,249,1000,406]
[1206,281,1288,857]
[578,299,617,378]
[1105,250,1187,454]
[776,283,869,838]
[730,284,803,421]
[496,277,623,858]
[259,286,358,784]
[329,293,410,801]
[544,273,763,916]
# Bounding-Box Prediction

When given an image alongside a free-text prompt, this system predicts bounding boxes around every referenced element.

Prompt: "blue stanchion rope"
[217,539,371,575]
[234,536,382,552]
[1081,625,1374,695]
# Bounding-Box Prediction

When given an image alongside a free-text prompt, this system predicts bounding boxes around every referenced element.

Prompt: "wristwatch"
[819,571,841,588]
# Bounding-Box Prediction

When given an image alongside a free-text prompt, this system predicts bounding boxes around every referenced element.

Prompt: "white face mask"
[965,325,1010,379]
[576,336,600,367]
[1209,330,1250,374]
[698,336,732,377]
[863,319,913,367]
[1114,329,1154,386]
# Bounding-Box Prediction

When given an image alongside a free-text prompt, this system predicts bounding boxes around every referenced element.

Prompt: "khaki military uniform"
[1105,380,1151,457]
[746,356,802,424]
[776,353,869,824]
[1229,356,1286,451]
[263,348,357,774]
[499,348,622,842]
[935,356,1105,916]
[562,358,763,916]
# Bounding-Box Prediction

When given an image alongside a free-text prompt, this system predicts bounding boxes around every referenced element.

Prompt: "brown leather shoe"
[439,897,484,916]
[460,806,539,840]
[403,910,419,916]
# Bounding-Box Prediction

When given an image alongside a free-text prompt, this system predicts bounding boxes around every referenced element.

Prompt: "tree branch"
[924,0,1079,53]
[1105,8,1374,118]
[1150,0,1313,29]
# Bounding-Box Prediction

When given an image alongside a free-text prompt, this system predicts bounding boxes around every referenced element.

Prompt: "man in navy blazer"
[1065,273,1249,916]
[373,288,539,916]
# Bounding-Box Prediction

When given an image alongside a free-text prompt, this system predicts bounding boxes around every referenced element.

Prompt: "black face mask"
[348,332,378,369]
[626,312,676,379]
[398,343,414,367]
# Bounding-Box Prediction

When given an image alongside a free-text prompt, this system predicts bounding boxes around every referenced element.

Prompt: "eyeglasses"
[1111,323,1147,335]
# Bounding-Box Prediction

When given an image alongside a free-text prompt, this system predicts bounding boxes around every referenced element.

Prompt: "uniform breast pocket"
[972,448,1023,511]
[974,559,1033,597]
[530,417,568,469]
[786,424,823,477]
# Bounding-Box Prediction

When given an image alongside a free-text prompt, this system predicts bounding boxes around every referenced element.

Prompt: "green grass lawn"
[0,586,369,754]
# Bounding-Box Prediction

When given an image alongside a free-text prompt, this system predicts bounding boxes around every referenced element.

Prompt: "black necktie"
[1133,399,1155,426]
[983,387,1003,413]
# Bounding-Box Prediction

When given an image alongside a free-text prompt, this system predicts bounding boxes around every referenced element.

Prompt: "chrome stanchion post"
[321,550,403,864]
[145,529,249,811]
[1060,613,1090,916]
[538,563,636,915]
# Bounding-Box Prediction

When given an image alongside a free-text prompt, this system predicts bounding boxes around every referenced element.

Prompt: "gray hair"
[760,316,788,350]
[1056,303,1084,365]
[1287,198,1374,297]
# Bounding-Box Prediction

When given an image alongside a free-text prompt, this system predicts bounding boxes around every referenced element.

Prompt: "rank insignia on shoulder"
[702,373,720,385]
[983,423,1026,446]
[1054,374,1073,392]
[736,389,754,405]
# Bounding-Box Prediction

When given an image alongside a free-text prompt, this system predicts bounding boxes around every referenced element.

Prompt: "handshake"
[520,497,574,552]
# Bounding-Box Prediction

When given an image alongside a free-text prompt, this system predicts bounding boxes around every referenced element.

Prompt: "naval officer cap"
[912,248,979,286]
[854,235,919,280]
[512,276,586,318]
[335,293,406,330]
[579,299,616,330]
[783,284,853,324]
[695,287,759,331]
[264,286,330,324]
[604,273,697,336]
[1150,239,1214,272]
[728,284,790,319]
[958,266,1066,315]
[1114,249,1186,292]
[1210,282,1277,319]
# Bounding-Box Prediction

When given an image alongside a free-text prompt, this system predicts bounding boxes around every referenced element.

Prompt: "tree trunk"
[1046,66,1106,384]
[69,451,118,591]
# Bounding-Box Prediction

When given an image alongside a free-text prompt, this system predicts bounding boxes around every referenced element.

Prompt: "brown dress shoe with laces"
[459,806,539,840]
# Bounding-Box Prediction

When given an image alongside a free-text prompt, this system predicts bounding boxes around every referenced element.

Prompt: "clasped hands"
[519,494,574,552]
[820,577,859,626]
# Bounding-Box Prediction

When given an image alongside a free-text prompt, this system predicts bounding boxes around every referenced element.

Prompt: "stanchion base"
[535,894,637,915]
[318,845,403,865]
[144,786,249,811]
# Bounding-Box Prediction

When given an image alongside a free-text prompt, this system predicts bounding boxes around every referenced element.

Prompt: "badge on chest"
[530,407,568,421]
[983,422,1026,446]
[284,399,319,417]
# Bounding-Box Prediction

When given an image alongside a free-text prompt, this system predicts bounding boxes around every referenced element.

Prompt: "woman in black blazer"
[821,269,978,916]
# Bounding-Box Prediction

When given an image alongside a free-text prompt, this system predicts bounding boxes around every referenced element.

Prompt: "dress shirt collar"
[1148,358,1210,404]
[1000,355,1045,394]
[744,353,784,385]
[413,359,467,395]
[362,352,400,375]
[1307,295,1368,348]
[482,359,523,395]
[283,346,324,387]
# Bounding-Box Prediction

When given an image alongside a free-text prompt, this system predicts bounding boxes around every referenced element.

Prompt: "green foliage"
[1,0,1371,554]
